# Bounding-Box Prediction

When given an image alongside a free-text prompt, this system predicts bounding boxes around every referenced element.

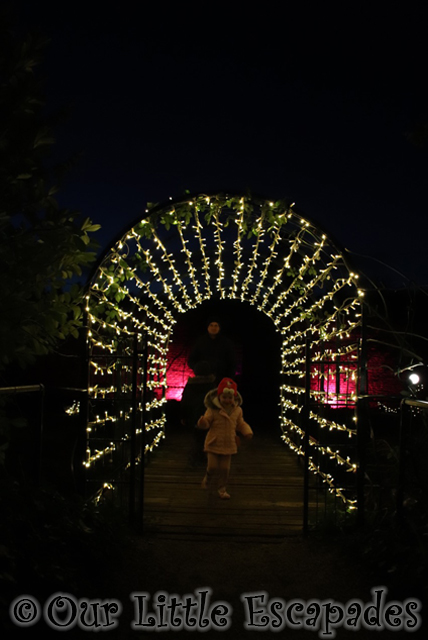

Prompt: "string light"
[84,193,363,511]
[240,209,265,301]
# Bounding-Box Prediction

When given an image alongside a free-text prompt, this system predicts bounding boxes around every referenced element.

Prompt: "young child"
[197,377,253,499]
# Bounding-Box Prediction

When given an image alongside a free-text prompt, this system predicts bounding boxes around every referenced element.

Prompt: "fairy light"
[230,197,246,297]
[240,209,265,301]
[212,207,226,298]
[84,193,363,511]
[109,246,177,327]
[273,255,339,324]
[282,419,357,471]
[249,209,285,305]
[192,203,212,298]
[65,400,80,416]
[151,230,195,309]
[267,236,329,320]
[141,249,186,313]
[175,217,203,304]
[309,412,357,437]
[280,429,356,506]
[258,229,305,313]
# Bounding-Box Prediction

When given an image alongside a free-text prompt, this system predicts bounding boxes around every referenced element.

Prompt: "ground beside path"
[107,528,424,640]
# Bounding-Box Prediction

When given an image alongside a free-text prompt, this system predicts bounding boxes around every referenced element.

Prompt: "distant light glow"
[409,372,420,385]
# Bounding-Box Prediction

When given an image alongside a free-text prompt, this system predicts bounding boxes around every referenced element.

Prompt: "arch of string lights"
[84,193,364,508]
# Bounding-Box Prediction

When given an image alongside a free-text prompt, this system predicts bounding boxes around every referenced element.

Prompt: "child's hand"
[197,416,209,429]
[239,433,253,449]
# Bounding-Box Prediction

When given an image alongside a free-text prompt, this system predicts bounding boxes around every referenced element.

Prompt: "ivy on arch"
[84,192,364,508]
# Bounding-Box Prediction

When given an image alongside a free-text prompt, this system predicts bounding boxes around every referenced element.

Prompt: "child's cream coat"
[197,388,253,455]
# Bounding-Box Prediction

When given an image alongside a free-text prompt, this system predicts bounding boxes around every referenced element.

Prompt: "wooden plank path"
[141,427,318,539]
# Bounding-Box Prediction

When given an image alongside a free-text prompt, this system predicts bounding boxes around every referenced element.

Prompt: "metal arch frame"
[82,191,367,529]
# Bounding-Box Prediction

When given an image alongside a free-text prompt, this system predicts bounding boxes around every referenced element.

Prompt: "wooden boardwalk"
[141,427,317,539]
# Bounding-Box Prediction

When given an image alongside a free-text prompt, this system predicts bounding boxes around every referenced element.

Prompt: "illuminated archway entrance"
[83,193,364,521]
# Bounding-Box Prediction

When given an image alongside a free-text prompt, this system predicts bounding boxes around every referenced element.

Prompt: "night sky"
[11,3,428,288]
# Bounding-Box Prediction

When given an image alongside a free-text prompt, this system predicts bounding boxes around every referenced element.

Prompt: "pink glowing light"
[165,346,193,401]
[310,361,358,407]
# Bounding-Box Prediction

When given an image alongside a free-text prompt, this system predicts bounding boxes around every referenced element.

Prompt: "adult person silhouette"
[187,317,237,385]
[180,360,216,466]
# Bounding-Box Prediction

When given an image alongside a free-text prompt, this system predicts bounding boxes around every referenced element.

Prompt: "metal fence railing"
[0,384,45,485]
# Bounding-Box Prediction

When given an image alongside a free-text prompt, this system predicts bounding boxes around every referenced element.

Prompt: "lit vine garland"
[84,193,363,509]
[231,197,246,298]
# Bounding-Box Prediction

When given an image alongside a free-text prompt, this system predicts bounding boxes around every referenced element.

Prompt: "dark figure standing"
[187,317,237,385]
[180,360,216,466]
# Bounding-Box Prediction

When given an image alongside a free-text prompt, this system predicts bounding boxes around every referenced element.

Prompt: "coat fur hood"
[203,387,243,410]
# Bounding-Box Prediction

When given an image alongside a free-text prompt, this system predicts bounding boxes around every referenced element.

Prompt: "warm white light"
[85,193,363,508]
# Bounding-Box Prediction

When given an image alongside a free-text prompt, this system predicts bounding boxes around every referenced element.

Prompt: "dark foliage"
[0,477,129,636]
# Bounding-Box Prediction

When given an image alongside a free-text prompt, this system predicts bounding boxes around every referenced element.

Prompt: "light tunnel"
[83,193,364,509]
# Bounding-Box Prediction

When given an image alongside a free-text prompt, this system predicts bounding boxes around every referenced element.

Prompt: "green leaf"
[72,306,82,320]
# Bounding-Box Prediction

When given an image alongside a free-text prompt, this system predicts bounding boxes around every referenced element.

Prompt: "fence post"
[356,305,368,527]
[138,331,148,529]
[0,385,45,485]
[77,306,91,496]
[397,398,428,525]
[36,385,45,486]
[397,398,407,525]
[128,333,138,524]
[303,337,311,536]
